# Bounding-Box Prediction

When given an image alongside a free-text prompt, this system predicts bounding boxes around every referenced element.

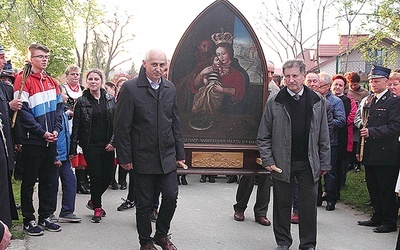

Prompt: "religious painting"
[169,0,267,149]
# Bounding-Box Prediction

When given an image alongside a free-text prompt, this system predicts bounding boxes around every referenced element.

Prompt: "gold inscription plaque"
[191,152,243,168]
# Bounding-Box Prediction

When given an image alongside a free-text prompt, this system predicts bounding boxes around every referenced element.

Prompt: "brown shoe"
[153,235,177,250]
[255,216,271,226]
[234,211,245,221]
[140,242,157,250]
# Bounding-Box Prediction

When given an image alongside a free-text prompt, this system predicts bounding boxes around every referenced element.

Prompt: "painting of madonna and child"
[169,0,267,147]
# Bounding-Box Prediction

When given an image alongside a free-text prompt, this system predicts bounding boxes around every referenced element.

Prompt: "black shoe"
[358,220,380,227]
[117,198,135,211]
[38,218,61,232]
[373,224,397,233]
[120,182,127,190]
[177,175,181,185]
[326,203,335,211]
[181,175,188,185]
[227,175,238,183]
[200,175,206,183]
[208,176,215,183]
[110,180,118,190]
[77,181,90,194]
[24,220,44,236]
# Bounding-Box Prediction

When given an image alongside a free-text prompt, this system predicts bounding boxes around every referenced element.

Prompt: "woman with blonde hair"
[70,69,116,223]
[387,72,400,96]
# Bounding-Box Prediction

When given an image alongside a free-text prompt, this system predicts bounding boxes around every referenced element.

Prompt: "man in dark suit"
[114,49,185,250]
[0,44,19,231]
[355,65,400,233]
[232,60,275,227]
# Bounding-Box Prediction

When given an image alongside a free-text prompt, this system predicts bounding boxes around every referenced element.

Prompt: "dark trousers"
[336,155,349,199]
[349,141,361,169]
[134,171,178,246]
[21,144,57,224]
[0,156,12,228]
[324,145,338,204]
[84,146,114,209]
[118,165,129,184]
[126,169,135,202]
[396,198,400,249]
[365,164,398,227]
[292,177,299,212]
[13,151,24,180]
[50,160,77,216]
[233,174,271,217]
[273,161,318,249]
[126,170,159,209]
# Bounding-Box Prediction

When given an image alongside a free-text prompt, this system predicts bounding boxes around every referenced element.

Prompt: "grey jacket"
[257,86,331,183]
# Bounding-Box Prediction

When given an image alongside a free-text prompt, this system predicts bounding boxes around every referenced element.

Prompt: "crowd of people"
[1,40,400,250]
[255,61,400,250]
[0,44,186,250]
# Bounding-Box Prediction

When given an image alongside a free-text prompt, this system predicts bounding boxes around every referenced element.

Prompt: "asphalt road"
[8,174,398,250]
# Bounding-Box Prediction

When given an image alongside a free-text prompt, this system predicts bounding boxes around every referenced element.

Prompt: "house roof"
[297,48,314,71]
[338,34,369,51]
[318,45,339,57]
[303,34,400,72]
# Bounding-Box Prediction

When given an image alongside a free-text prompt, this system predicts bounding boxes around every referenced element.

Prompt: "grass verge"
[340,166,373,215]
[11,178,25,240]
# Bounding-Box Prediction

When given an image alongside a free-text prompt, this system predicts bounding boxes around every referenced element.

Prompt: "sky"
[97,0,354,72]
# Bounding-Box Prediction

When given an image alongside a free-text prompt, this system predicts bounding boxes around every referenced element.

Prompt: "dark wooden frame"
[170,0,269,175]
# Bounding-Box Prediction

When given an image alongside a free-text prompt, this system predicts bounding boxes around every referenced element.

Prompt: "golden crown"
[211,28,234,45]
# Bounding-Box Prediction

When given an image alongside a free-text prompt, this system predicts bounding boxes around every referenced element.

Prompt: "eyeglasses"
[87,77,100,81]
[32,55,50,60]
[319,84,329,89]
[68,73,80,76]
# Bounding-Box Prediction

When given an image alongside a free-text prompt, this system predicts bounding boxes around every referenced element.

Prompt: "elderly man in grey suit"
[257,59,330,250]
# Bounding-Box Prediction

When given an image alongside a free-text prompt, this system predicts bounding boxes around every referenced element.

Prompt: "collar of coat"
[137,75,170,89]
[275,85,321,106]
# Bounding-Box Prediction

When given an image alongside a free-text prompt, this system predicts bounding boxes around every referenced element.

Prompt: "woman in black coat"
[70,69,116,223]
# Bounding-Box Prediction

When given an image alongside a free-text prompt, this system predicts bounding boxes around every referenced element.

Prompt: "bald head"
[267,61,275,83]
[143,49,168,83]
[305,73,320,91]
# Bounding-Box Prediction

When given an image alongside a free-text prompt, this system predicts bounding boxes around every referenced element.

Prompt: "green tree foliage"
[358,0,399,67]
[126,61,138,77]
[367,0,399,39]
[0,0,77,77]
[69,0,103,83]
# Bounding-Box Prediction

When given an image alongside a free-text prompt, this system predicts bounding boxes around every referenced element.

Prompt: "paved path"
[9,175,397,249]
